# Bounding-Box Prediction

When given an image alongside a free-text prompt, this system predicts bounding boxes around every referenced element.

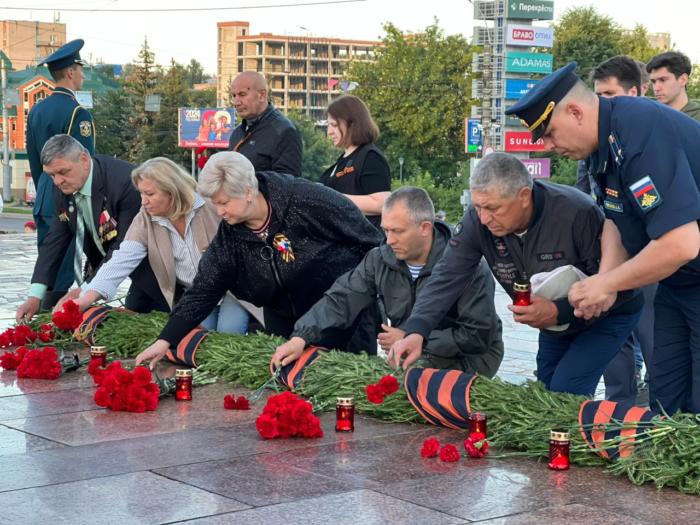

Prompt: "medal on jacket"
[273,233,295,263]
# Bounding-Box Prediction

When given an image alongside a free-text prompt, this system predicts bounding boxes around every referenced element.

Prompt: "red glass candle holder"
[513,280,532,306]
[548,430,570,470]
[175,369,193,401]
[335,397,355,432]
[468,412,487,436]
[89,346,107,367]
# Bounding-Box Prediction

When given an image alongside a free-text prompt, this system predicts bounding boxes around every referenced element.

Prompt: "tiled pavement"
[0,232,694,524]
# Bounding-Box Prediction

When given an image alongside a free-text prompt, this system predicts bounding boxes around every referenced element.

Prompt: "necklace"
[250,200,272,241]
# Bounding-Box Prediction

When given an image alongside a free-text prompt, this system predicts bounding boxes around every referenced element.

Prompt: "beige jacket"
[125,199,262,323]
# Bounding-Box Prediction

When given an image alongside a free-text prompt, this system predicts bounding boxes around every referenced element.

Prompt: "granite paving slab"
[0,471,248,525]
[174,489,466,525]
[0,413,426,493]
[0,425,65,456]
[0,388,99,421]
[475,502,651,525]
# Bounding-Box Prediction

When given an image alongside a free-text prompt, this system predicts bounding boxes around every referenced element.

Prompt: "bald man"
[227,71,303,176]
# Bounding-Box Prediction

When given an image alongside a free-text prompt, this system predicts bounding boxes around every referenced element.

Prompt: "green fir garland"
[51,310,700,496]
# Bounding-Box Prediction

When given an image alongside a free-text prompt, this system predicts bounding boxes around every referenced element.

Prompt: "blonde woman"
[73,157,251,334]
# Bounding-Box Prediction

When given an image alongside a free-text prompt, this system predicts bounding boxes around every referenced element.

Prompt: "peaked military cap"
[38,39,86,72]
[505,62,579,141]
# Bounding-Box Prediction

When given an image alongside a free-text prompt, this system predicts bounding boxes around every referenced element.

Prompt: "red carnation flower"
[464,431,489,459]
[378,375,399,395]
[132,366,152,385]
[420,437,441,458]
[235,395,250,410]
[17,347,61,379]
[224,394,236,410]
[52,300,83,331]
[438,443,461,462]
[256,414,279,439]
[94,387,111,408]
[0,346,28,370]
[365,383,385,404]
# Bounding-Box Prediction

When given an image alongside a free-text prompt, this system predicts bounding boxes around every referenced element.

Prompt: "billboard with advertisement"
[521,158,551,178]
[505,79,538,100]
[178,108,236,148]
[506,24,554,47]
[504,131,546,152]
[507,0,554,20]
[506,52,553,74]
[465,118,482,153]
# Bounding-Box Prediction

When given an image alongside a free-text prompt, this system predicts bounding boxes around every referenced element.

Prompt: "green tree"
[687,66,700,101]
[392,171,466,222]
[143,60,191,164]
[190,87,216,107]
[122,37,161,162]
[618,24,663,63]
[552,7,624,80]
[92,89,135,159]
[184,59,206,86]
[347,22,474,185]
[288,111,338,181]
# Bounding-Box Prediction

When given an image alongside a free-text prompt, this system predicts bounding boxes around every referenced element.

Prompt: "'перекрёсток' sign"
[506,0,554,20]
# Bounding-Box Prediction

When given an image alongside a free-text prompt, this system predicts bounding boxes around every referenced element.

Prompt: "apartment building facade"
[0,19,66,70]
[217,21,378,122]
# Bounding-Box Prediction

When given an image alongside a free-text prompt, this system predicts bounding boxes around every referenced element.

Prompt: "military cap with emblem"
[505,62,580,141]
[38,39,86,72]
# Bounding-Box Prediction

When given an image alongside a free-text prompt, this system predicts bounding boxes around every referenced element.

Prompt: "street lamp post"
[399,156,404,183]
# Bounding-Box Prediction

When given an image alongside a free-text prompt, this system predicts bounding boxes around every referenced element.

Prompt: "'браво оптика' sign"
[507,0,554,20]
[506,52,553,74]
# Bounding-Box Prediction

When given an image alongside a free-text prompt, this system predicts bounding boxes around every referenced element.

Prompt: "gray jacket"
[291,221,504,377]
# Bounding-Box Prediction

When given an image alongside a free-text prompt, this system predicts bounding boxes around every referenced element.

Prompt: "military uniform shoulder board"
[608,132,624,166]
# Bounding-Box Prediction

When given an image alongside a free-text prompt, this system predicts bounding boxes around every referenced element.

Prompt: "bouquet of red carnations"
[1,344,80,379]
[89,360,160,413]
[0,323,54,348]
[255,391,323,439]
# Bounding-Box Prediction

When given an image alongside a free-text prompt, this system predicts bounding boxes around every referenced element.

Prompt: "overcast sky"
[4,0,698,74]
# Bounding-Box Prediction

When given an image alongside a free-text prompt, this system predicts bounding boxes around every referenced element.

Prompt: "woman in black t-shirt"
[320,96,391,229]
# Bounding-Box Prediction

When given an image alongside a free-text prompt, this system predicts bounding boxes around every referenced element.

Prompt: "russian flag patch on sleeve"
[629,175,662,212]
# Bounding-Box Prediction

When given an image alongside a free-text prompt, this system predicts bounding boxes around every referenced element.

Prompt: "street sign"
[521,158,551,178]
[507,0,554,20]
[506,52,553,74]
[505,79,538,100]
[504,131,546,152]
[465,118,482,154]
[506,24,554,47]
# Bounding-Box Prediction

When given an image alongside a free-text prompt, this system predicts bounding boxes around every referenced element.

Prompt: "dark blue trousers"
[537,310,641,397]
[35,212,76,307]
[650,283,700,414]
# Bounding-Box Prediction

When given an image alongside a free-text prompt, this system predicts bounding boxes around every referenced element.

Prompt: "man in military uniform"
[505,62,700,415]
[26,39,95,308]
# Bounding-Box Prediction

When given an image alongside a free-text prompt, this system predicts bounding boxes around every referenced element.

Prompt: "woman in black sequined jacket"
[135,151,382,367]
